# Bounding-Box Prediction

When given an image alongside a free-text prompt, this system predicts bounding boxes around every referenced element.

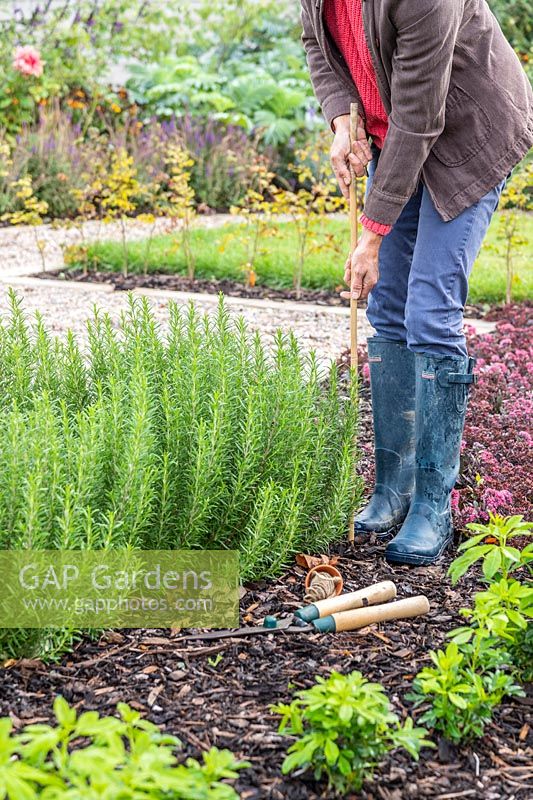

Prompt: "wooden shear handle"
[295,581,397,622]
[314,596,430,633]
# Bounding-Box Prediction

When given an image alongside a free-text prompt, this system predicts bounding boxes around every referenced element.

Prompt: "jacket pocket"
[432,85,492,167]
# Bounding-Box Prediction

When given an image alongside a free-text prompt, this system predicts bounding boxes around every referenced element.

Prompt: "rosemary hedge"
[0,291,359,658]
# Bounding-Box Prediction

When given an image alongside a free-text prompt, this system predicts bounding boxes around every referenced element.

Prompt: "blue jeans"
[366,150,506,356]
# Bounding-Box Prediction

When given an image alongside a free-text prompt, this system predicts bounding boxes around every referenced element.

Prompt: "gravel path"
[0,214,372,366]
[0,217,493,366]
[0,214,239,277]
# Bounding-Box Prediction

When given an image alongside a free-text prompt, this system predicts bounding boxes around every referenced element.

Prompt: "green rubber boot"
[386,354,476,566]
[354,338,416,536]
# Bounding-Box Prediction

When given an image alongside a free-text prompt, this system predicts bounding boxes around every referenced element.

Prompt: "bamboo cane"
[348,102,360,545]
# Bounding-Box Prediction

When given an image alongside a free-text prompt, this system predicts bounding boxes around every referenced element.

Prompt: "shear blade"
[182,621,313,642]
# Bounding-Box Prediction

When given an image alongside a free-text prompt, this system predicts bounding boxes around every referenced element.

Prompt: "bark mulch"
[1,547,531,799]
[36,268,487,318]
[37,268,348,307]
[1,306,531,799]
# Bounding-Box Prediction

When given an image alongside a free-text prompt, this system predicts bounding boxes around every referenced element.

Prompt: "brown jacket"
[301,0,533,226]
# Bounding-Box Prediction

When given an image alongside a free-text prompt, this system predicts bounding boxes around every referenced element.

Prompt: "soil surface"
[38,268,351,307]
[1,547,530,799]
[36,268,488,318]
[1,384,531,799]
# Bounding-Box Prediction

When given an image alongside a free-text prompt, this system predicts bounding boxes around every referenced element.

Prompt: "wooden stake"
[349,102,360,374]
[348,102,360,545]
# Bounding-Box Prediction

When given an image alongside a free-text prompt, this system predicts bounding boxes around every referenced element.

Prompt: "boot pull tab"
[437,358,477,414]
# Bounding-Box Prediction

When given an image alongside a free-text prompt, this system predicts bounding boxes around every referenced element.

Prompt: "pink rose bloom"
[12,46,44,78]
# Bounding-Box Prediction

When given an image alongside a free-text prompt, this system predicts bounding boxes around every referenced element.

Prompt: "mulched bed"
[1,550,531,799]
[36,267,488,318]
[36,268,349,307]
[1,303,531,799]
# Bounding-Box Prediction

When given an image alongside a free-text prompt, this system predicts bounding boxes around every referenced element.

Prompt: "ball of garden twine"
[304,571,342,603]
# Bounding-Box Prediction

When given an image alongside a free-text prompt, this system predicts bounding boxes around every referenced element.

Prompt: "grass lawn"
[84,211,533,304]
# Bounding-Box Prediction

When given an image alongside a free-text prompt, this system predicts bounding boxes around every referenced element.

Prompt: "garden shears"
[183,581,430,641]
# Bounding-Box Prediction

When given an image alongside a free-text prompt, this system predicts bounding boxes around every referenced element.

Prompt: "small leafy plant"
[163,143,197,280]
[408,642,523,744]
[272,671,431,794]
[101,148,140,277]
[448,513,532,585]
[487,163,532,303]
[410,515,531,744]
[451,577,532,653]
[226,156,281,288]
[275,133,347,299]
[1,175,49,271]
[0,696,248,799]
[448,515,533,682]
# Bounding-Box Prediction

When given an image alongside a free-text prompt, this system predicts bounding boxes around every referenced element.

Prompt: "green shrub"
[0,1,169,135]
[179,118,263,211]
[408,642,523,744]
[0,696,247,799]
[451,577,533,678]
[272,671,431,794]
[509,623,533,683]
[124,2,320,147]
[409,516,531,744]
[448,515,533,683]
[0,290,359,658]
[448,514,532,586]
[489,1,532,53]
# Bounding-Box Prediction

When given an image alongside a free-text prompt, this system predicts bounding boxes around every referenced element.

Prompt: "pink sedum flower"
[12,46,44,78]
[482,488,513,513]
[451,489,460,511]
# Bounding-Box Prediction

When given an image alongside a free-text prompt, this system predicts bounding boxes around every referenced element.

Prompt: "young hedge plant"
[272,671,431,795]
[408,516,531,743]
[0,697,248,799]
[0,290,360,658]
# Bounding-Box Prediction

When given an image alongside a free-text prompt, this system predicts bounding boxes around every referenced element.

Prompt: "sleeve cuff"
[360,213,392,236]
[321,91,363,131]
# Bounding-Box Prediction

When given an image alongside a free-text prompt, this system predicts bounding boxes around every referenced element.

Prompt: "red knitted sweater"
[324,0,392,235]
